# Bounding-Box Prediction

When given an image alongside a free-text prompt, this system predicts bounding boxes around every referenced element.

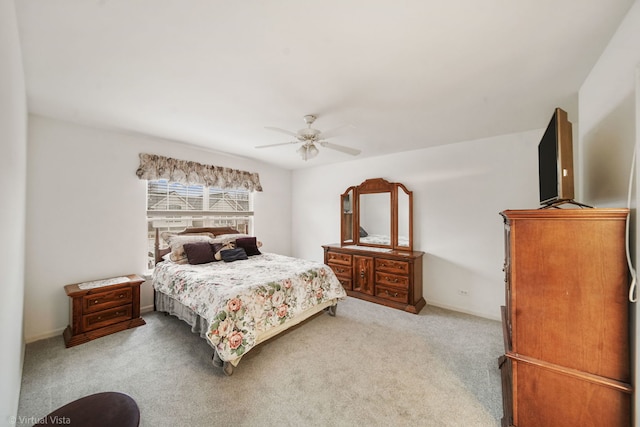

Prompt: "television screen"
[538,113,558,204]
[538,108,574,205]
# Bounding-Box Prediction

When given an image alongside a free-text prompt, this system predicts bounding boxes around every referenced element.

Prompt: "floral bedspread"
[152,253,347,362]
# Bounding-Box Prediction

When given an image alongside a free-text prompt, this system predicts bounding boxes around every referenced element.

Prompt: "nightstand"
[63,274,146,347]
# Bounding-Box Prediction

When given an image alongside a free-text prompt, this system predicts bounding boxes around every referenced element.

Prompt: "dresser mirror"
[340,178,413,252]
[359,192,392,245]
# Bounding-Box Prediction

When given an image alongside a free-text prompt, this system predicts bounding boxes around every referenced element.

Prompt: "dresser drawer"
[83,304,133,331]
[375,259,410,275]
[329,263,352,279]
[375,285,408,304]
[327,252,352,266]
[375,271,409,288]
[83,288,133,313]
[335,277,352,291]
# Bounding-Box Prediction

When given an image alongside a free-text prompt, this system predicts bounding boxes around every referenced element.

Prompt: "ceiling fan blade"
[255,141,299,149]
[318,124,354,140]
[319,141,361,156]
[264,126,299,138]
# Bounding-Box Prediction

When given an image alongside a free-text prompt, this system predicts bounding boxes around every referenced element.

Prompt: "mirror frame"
[340,178,413,252]
[340,186,356,245]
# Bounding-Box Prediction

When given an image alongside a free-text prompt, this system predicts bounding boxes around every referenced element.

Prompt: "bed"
[152,227,347,375]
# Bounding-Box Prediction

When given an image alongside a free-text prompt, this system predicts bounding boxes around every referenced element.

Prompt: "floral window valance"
[135,153,263,192]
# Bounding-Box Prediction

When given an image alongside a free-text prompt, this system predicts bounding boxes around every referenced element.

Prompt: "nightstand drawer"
[83,288,132,313]
[83,305,133,331]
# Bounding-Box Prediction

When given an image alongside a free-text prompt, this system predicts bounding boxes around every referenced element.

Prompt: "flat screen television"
[538,107,575,206]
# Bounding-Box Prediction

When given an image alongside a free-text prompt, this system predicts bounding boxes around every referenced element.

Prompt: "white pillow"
[210,233,251,245]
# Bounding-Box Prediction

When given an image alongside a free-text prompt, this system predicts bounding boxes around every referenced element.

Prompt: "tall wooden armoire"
[499,208,632,427]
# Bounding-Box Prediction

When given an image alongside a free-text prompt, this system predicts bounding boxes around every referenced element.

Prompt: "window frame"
[145,179,254,268]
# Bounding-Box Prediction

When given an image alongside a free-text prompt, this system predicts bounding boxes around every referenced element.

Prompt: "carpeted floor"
[18,297,503,426]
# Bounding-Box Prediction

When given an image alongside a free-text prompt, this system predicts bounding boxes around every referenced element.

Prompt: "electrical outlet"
[458,289,469,296]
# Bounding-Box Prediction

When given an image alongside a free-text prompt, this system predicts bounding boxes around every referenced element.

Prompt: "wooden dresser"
[499,209,632,427]
[63,274,146,347]
[323,244,425,314]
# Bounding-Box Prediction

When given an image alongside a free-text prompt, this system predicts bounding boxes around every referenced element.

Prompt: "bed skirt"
[154,290,339,370]
[155,291,212,344]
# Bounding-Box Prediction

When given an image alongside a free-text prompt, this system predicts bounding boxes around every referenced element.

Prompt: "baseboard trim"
[427,300,501,322]
[26,305,157,344]
[141,304,155,314]
[25,327,67,344]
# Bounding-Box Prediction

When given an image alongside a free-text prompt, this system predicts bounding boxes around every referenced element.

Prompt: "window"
[146,179,253,268]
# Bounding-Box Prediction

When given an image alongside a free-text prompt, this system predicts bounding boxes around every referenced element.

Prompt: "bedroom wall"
[578,0,640,421]
[0,0,27,423]
[24,115,292,342]
[290,128,544,320]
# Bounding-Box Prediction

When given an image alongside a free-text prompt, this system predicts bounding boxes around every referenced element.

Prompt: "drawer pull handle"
[385,290,399,297]
[385,276,399,283]
[119,294,124,298]
[94,300,99,304]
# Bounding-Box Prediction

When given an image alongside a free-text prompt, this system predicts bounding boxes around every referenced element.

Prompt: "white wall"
[291,129,542,320]
[578,0,640,422]
[579,1,639,207]
[24,115,291,342]
[0,0,27,423]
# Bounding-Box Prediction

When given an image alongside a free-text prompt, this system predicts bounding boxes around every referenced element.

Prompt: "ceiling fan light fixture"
[260,114,358,161]
[308,143,319,158]
[298,143,319,161]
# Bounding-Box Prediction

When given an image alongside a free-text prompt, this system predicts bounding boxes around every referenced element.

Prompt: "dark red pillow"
[235,237,261,256]
[183,241,215,264]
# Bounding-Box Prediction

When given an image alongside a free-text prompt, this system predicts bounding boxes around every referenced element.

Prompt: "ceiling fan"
[256,115,361,161]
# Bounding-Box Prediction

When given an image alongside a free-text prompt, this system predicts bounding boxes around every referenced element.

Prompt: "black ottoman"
[34,392,139,427]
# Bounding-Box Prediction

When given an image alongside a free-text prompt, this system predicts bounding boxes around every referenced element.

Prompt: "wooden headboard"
[154,227,241,264]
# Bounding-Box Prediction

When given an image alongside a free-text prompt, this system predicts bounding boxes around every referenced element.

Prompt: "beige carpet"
[18,297,503,426]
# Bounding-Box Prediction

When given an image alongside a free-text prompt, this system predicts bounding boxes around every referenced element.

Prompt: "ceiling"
[15,1,634,170]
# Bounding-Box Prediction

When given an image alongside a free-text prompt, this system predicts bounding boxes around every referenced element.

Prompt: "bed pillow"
[235,237,262,256]
[210,233,251,245]
[183,241,215,265]
[220,247,248,262]
[165,235,215,264]
[210,243,224,261]
[213,242,235,261]
[161,231,214,244]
